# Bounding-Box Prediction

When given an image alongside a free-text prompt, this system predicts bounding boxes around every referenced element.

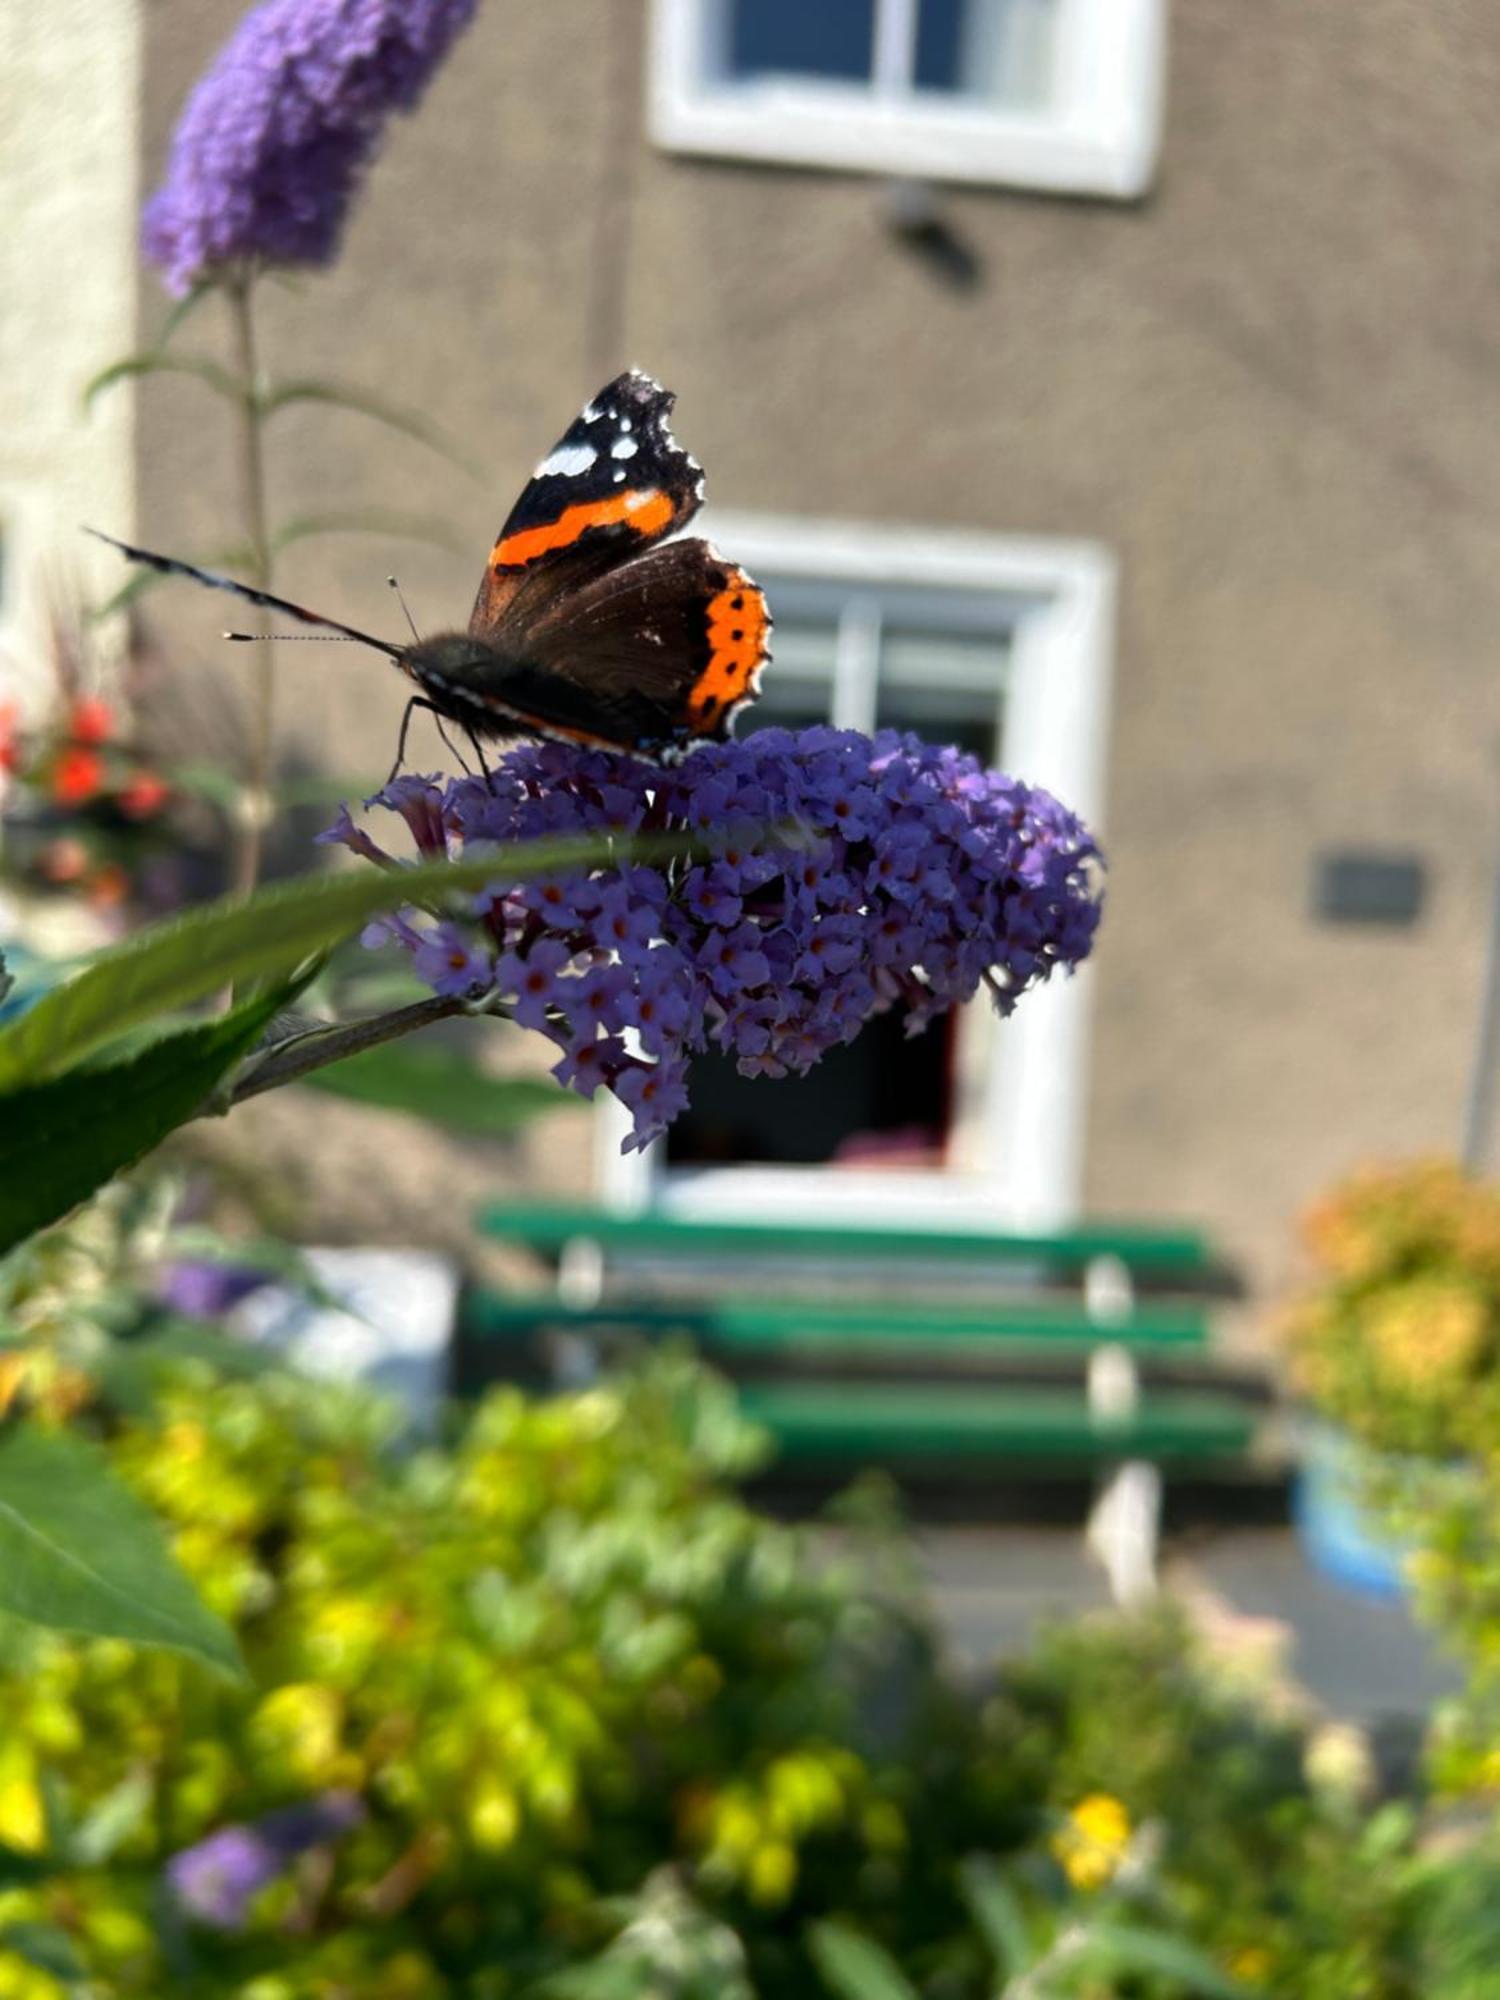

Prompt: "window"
[649,0,1165,199]
[596,516,1116,1231]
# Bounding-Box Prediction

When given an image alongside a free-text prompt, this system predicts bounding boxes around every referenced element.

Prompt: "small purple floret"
[326,729,1103,1152]
[143,0,478,294]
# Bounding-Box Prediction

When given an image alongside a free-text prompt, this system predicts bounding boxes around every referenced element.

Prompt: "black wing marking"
[86,529,402,657]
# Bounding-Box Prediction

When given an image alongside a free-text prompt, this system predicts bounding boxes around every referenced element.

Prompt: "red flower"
[69,697,115,746]
[0,703,19,773]
[52,747,104,805]
[117,770,170,819]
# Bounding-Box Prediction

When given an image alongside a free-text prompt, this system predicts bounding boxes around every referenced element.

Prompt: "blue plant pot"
[1292,1422,1413,1602]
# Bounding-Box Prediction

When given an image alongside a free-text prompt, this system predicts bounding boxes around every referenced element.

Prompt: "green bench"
[461,1203,1269,1599]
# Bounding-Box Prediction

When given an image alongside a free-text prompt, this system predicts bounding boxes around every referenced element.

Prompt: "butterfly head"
[401,631,497,682]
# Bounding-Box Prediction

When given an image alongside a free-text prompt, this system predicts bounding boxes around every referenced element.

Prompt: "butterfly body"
[89,371,770,763]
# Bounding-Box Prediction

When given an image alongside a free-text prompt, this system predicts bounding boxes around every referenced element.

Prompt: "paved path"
[915,1524,1458,1721]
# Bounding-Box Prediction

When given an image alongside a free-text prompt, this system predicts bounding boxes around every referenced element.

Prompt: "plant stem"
[226,271,275,897]
[224,994,476,1107]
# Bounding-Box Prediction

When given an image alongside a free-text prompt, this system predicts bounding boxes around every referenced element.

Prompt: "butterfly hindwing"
[468,371,705,638]
[430,539,770,754]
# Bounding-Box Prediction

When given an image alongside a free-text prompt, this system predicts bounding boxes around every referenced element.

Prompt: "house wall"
[134,0,1500,1294]
[0,0,141,689]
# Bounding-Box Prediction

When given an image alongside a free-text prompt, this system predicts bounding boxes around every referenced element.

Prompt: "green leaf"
[270,506,468,558]
[0,985,292,1253]
[0,1847,52,1891]
[259,376,481,477]
[0,1922,86,1980]
[68,1771,153,1866]
[303,1041,581,1136]
[95,1322,291,1419]
[1078,1920,1248,1999]
[806,1922,919,2000]
[154,281,215,349]
[0,834,623,1090]
[0,1425,245,1676]
[82,351,243,414]
[958,1855,1034,1975]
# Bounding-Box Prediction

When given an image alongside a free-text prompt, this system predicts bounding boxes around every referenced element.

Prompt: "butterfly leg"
[389,697,489,784]
[388,696,434,783]
[464,725,495,786]
[433,713,478,776]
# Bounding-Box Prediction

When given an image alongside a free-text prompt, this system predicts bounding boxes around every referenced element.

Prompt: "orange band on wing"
[687,569,769,728]
[492,489,677,570]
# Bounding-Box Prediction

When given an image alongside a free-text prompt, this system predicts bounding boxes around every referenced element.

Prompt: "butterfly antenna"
[84,527,404,660]
[224,631,361,643]
[388,575,421,643]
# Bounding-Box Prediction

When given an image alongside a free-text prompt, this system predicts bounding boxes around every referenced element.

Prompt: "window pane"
[736,612,837,736]
[666,1009,955,1169]
[726,0,876,85]
[914,0,1057,108]
[876,624,1007,762]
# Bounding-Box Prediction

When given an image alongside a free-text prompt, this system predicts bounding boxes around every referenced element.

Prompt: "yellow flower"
[1365,1277,1488,1394]
[747,1839,797,1907]
[1052,1792,1131,1891]
[1229,1944,1274,1984]
[0,1746,45,1855]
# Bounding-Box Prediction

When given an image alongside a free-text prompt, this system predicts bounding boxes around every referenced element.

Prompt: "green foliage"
[0,1315,1477,1998]
[0,1428,241,1679]
[982,1609,1429,1997]
[1282,1159,1500,1457]
[0,984,294,1254]
[0,1351,956,1994]
[258,377,480,477]
[0,838,606,1089]
[302,1041,581,1137]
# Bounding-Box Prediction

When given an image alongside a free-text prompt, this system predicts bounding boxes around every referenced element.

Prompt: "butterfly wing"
[468,371,704,638]
[432,539,771,755]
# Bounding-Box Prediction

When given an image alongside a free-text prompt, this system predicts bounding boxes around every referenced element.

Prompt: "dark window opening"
[726,0,876,85]
[667,1005,956,1169]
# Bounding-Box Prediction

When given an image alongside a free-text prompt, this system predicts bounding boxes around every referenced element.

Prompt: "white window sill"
[653,86,1156,200]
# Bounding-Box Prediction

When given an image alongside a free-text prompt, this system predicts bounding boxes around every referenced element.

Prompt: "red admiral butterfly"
[89,372,771,763]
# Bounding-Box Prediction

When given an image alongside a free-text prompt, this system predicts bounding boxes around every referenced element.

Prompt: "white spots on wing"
[620,416,633,433]
[612,468,627,483]
[536,441,598,478]
[581,400,601,422]
[611,435,639,461]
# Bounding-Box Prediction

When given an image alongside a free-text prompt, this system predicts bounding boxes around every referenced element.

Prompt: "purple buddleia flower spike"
[326,730,1104,1153]
[143,0,478,294]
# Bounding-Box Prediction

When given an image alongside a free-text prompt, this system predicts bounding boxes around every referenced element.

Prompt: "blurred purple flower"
[167,1791,363,1927]
[326,728,1103,1152]
[157,1260,271,1321]
[143,0,478,294]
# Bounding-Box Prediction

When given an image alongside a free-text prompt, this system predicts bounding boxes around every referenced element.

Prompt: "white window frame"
[648,0,1166,200]
[597,515,1116,1232]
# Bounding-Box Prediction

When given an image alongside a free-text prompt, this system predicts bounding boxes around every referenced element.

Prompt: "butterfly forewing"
[468,371,704,639]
